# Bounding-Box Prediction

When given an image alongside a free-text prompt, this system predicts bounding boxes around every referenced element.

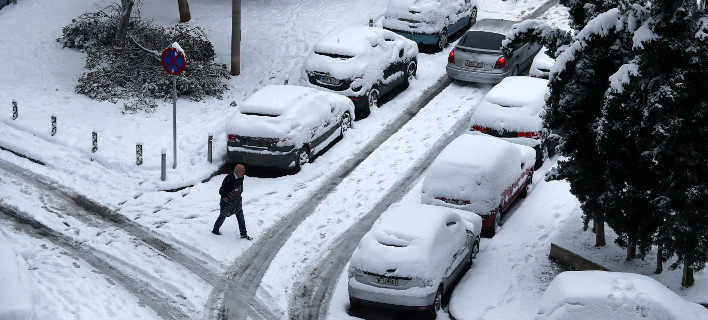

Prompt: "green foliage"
[58,5,230,104]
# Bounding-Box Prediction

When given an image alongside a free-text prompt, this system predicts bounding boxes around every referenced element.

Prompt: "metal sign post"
[161,44,186,170]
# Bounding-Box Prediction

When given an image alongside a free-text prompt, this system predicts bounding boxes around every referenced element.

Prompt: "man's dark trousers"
[213,200,248,237]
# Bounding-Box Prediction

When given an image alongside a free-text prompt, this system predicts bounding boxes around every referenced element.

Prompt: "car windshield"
[459,31,505,51]
[241,112,279,117]
[314,51,354,60]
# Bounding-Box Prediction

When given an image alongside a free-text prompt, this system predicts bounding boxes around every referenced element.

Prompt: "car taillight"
[349,97,359,101]
[517,131,539,138]
[471,125,486,133]
[227,134,236,142]
[448,50,455,64]
[494,56,506,69]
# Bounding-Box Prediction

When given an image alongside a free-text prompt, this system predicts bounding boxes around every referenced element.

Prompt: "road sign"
[161,48,186,76]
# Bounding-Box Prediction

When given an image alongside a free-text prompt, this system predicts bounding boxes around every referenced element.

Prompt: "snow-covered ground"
[8,0,702,320]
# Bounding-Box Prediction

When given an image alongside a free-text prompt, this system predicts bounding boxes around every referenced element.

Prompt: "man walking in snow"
[212,164,252,240]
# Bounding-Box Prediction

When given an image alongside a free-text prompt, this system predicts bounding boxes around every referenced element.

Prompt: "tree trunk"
[595,214,606,247]
[583,215,590,231]
[626,237,637,261]
[177,0,191,23]
[682,257,695,287]
[655,245,663,274]
[115,0,134,46]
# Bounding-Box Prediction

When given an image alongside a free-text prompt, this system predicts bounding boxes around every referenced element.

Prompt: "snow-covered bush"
[58,5,229,103]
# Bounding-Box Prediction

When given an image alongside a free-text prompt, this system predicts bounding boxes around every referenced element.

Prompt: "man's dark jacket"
[219,174,243,214]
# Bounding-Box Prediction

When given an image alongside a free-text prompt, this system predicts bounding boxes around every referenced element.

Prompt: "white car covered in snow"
[225,85,355,170]
[301,26,418,118]
[382,0,479,51]
[469,76,553,169]
[529,47,554,79]
[348,203,481,316]
[538,271,708,320]
[421,134,535,236]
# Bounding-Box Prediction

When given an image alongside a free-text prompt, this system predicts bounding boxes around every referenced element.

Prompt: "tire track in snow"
[0,204,191,320]
[0,157,222,288]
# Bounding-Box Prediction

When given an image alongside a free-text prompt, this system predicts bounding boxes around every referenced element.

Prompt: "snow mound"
[350,203,468,281]
[0,244,34,320]
[538,271,708,320]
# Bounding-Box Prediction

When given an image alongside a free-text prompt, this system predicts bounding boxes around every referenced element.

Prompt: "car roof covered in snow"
[469,18,518,34]
[313,26,397,57]
[350,203,468,280]
[532,47,555,70]
[538,271,708,320]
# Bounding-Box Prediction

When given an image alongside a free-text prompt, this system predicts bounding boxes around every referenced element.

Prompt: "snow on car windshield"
[350,203,467,280]
[459,31,505,50]
[421,134,523,215]
[225,85,353,145]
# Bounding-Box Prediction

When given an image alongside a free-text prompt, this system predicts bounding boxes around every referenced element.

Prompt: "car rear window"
[459,31,505,50]
[315,51,354,60]
[241,112,279,117]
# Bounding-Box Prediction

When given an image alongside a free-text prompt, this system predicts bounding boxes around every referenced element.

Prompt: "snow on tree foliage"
[57,5,229,105]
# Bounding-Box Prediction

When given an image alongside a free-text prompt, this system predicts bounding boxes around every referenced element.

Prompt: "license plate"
[375,277,399,286]
[319,76,339,85]
[465,60,483,68]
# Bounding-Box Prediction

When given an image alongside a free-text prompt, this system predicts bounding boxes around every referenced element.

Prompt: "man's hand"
[222,197,228,202]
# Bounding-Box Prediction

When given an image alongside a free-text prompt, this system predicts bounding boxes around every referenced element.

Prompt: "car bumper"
[226,146,298,169]
[348,278,436,309]
[385,28,439,45]
[446,64,511,84]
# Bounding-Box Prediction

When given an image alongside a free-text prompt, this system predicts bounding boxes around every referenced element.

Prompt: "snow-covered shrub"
[58,5,229,102]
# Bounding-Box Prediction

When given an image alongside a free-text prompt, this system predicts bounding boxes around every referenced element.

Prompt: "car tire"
[427,286,444,318]
[520,173,532,198]
[469,238,480,268]
[437,29,448,52]
[340,112,352,137]
[367,87,379,111]
[489,208,502,237]
[406,60,417,85]
[468,8,478,28]
[295,146,310,170]
[534,143,548,169]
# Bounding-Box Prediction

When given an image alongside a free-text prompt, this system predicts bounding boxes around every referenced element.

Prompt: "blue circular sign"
[161,48,186,76]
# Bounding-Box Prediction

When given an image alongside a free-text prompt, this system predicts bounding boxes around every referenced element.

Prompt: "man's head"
[234,164,245,178]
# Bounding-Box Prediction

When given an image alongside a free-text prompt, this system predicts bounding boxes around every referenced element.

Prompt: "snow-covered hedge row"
[58,5,229,105]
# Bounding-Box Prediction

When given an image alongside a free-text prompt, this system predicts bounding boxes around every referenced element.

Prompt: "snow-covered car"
[537,271,708,320]
[529,47,554,79]
[469,76,553,169]
[348,203,481,316]
[446,19,542,84]
[382,0,479,51]
[421,134,535,236]
[225,85,355,170]
[301,26,418,118]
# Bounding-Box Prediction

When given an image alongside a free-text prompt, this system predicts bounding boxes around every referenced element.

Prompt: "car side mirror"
[399,49,404,58]
[521,163,525,169]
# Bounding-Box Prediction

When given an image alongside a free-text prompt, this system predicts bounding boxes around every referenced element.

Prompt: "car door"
[381,36,407,95]
[309,104,332,154]
[451,0,470,35]
[444,220,469,289]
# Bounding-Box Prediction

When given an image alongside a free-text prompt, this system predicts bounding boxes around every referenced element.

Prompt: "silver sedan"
[446,19,541,84]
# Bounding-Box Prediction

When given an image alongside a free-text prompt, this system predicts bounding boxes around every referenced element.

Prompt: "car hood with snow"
[421,134,535,216]
[383,0,472,34]
[537,271,708,320]
[470,76,549,133]
[301,26,417,94]
[349,203,469,282]
[225,85,354,148]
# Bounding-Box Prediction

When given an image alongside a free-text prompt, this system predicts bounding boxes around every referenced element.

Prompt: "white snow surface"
[537,271,708,320]
[421,134,535,216]
[0,244,34,320]
[383,0,477,34]
[470,76,548,133]
[529,47,554,78]
[225,85,354,146]
[350,203,468,280]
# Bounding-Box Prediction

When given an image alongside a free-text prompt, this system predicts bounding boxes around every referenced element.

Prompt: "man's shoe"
[241,235,253,240]
[212,230,222,235]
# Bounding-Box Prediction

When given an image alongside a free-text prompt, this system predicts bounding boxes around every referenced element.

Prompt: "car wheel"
[534,143,548,169]
[521,173,532,198]
[469,238,480,268]
[406,60,417,84]
[490,208,502,237]
[367,87,379,110]
[427,286,443,318]
[437,29,448,52]
[295,146,310,170]
[340,112,352,137]
[468,8,478,28]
